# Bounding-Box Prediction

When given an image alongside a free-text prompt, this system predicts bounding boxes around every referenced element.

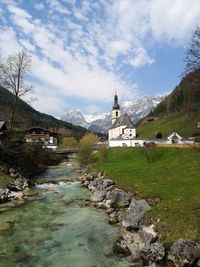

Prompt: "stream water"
[0,160,129,267]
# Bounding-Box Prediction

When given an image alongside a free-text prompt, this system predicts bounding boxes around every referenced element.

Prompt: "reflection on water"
[0,160,128,267]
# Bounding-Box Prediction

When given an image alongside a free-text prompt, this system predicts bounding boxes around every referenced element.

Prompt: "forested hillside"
[150,71,200,116]
[138,70,200,138]
[0,85,88,139]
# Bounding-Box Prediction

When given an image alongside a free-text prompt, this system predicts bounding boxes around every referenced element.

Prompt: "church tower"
[112,93,120,124]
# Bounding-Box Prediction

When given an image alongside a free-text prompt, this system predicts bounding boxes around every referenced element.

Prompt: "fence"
[156,143,200,148]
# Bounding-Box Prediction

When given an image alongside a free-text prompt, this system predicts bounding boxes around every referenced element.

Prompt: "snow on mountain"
[61,95,165,133]
[61,109,88,128]
[122,95,165,123]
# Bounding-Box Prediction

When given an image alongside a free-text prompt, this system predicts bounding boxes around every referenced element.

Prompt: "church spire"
[112,93,120,124]
[112,93,120,110]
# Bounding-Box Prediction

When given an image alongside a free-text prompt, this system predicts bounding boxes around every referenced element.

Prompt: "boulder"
[122,198,150,230]
[7,177,28,191]
[139,225,158,244]
[168,239,200,267]
[9,168,17,174]
[83,180,90,187]
[145,263,157,267]
[113,237,131,257]
[140,242,165,263]
[106,208,114,214]
[0,186,11,203]
[90,189,107,202]
[8,191,23,200]
[86,174,94,181]
[108,212,119,225]
[98,171,104,178]
[108,189,132,209]
[102,179,115,188]
[97,202,107,209]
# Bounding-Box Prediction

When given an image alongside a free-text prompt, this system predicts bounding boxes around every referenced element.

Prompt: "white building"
[108,94,144,147]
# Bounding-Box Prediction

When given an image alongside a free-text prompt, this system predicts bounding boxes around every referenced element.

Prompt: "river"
[0,160,129,267]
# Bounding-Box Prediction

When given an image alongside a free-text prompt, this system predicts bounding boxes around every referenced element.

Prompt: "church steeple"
[112,93,120,124]
[112,94,120,110]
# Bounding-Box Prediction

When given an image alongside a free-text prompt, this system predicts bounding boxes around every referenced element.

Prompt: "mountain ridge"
[0,85,88,139]
[61,95,165,133]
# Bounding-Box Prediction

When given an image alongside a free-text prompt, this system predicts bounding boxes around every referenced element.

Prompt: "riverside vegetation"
[93,147,200,247]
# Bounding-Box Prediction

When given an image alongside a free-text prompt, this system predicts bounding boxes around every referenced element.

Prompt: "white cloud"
[1,0,200,116]
[0,27,21,56]
[31,55,134,102]
[150,0,200,44]
[129,47,154,68]
[34,3,45,10]
[30,84,67,115]
[8,4,35,34]
[19,38,35,52]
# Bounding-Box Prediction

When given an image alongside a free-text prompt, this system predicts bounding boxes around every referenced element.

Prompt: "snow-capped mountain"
[122,95,164,123]
[61,95,165,133]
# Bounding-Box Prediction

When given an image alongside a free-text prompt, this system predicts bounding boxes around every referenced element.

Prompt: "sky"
[0,0,200,117]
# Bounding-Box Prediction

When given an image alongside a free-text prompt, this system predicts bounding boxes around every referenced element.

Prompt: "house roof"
[167,132,182,140]
[110,113,135,130]
[24,126,58,136]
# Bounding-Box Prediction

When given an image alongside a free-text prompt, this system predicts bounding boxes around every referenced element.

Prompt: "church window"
[122,128,124,134]
[116,111,118,117]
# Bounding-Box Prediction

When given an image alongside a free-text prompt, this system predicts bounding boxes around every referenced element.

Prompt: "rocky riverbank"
[0,166,37,204]
[75,168,200,267]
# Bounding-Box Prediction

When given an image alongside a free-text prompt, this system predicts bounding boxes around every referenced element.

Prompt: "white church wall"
[109,139,145,147]
[124,128,136,138]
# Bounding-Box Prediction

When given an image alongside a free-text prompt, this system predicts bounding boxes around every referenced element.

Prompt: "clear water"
[0,161,128,267]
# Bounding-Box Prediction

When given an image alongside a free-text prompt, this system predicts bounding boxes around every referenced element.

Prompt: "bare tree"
[184,27,200,81]
[0,51,33,131]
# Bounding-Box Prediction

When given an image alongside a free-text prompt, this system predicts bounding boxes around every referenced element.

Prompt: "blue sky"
[0,0,199,117]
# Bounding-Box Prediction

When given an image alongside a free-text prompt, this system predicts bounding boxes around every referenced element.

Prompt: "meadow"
[93,147,200,246]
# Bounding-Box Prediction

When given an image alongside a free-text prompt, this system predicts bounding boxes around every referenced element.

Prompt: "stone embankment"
[0,167,36,204]
[76,169,200,267]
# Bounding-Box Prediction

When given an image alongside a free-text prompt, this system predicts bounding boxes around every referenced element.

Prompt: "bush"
[0,140,61,178]
[99,145,109,162]
[61,136,78,147]
[155,132,163,138]
[140,146,157,163]
[77,133,99,167]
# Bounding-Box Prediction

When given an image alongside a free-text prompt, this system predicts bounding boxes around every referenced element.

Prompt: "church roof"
[110,113,135,129]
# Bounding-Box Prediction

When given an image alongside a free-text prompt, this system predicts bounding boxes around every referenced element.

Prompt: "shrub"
[99,145,109,162]
[155,132,163,138]
[61,136,78,147]
[77,133,99,166]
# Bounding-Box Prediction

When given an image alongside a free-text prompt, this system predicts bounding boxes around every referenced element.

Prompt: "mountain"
[0,86,88,139]
[137,71,200,138]
[61,95,165,133]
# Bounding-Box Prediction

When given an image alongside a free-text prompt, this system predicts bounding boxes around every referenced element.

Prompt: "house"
[148,132,195,146]
[0,121,7,144]
[108,94,144,147]
[24,127,58,149]
[167,132,183,144]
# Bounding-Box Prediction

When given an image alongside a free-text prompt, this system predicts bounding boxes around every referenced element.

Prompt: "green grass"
[137,111,200,138]
[93,147,200,246]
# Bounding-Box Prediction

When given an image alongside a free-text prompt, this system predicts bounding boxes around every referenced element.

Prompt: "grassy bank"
[93,147,200,246]
[137,111,200,138]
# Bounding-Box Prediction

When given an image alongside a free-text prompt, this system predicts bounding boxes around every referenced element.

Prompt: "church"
[108,94,144,147]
